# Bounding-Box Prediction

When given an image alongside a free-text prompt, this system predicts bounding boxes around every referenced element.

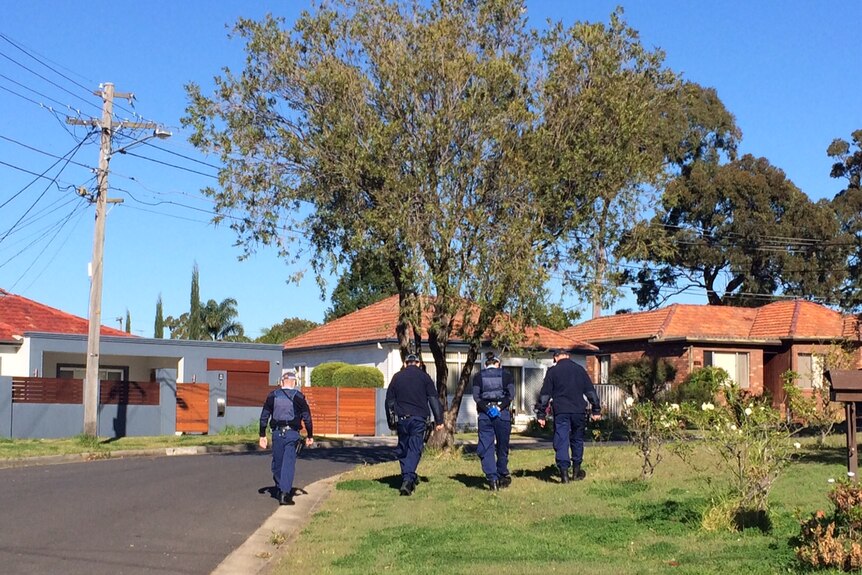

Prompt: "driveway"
[0,446,393,575]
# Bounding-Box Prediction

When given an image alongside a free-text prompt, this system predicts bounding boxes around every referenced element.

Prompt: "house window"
[57,364,128,381]
[598,355,610,384]
[796,354,824,390]
[703,351,749,389]
[421,353,479,394]
[294,364,308,387]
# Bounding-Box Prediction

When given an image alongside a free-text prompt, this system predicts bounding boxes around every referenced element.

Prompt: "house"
[563,300,862,406]
[0,289,283,438]
[282,295,599,428]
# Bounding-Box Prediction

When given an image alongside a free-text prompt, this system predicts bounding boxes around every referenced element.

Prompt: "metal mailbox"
[825,369,862,480]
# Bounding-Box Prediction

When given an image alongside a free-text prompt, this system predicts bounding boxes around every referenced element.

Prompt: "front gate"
[177,383,209,433]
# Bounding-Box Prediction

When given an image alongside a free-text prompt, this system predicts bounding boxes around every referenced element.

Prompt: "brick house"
[563,300,862,406]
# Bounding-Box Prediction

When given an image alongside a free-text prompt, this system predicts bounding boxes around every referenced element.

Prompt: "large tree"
[828,129,862,311]
[256,317,319,344]
[154,294,165,339]
[202,297,246,341]
[627,155,841,307]
[324,250,397,322]
[188,263,204,340]
[183,0,690,446]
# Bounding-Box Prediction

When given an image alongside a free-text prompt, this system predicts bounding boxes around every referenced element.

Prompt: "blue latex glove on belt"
[487,405,500,418]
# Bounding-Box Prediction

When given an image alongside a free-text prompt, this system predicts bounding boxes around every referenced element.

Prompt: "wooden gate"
[177,384,209,433]
[302,387,376,436]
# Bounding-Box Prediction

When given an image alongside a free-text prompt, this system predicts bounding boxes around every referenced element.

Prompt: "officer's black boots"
[399,479,415,496]
[572,465,586,481]
[499,475,512,489]
[559,466,570,484]
[487,479,499,491]
[279,490,295,505]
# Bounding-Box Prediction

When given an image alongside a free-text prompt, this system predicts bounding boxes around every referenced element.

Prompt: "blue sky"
[1,1,860,338]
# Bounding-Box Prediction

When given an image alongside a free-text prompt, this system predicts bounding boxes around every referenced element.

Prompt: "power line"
[0,32,94,97]
[0,48,101,113]
[0,133,96,171]
[141,140,223,170]
[116,150,219,179]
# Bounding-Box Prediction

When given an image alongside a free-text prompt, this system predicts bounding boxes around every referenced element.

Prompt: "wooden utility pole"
[68,83,159,437]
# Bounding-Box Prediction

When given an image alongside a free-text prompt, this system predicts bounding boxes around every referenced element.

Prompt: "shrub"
[668,366,723,406]
[622,398,686,480]
[310,362,351,387]
[610,357,676,403]
[330,365,384,388]
[796,478,862,571]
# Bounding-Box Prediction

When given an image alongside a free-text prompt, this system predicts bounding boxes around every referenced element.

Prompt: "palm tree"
[201,298,245,341]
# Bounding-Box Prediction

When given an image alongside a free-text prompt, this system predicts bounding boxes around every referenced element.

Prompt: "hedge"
[310,362,351,387]
[331,365,384,388]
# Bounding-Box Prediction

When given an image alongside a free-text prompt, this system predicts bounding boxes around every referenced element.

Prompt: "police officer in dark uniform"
[385,354,444,496]
[259,370,314,505]
[472,352,515,491]
[535,349,601,483]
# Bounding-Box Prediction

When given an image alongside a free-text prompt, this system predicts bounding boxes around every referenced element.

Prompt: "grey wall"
[12,404,84,439]
[0,376,11,438]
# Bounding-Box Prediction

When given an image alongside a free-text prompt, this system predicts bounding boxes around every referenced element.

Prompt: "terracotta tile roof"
[0,288,133,341]
[283,294,597,352]
[564,300,860,343]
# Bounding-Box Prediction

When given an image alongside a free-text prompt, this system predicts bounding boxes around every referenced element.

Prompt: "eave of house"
[650,336,784,346]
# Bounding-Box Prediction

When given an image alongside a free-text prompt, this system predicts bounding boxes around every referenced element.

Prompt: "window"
[796,354,824,390]
[703,351,749,389]
[57,364,128,381]
[294,364,308,387]
[598,355,610,384]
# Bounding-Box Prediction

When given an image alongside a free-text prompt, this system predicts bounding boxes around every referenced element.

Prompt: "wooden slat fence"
[302,387,376,436]
[176,383,209,433]
[12,378,160,405]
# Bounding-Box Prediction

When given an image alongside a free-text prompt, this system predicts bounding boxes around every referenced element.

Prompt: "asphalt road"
[0,446,394,575]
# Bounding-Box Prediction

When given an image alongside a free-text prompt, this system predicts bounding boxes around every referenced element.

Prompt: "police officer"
[385,353,444,496]
[259,370,314,505]
[535,349,601,483]
[472,352,515,491]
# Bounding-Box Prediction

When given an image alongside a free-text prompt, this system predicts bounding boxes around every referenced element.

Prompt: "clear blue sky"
[1,1,860,338]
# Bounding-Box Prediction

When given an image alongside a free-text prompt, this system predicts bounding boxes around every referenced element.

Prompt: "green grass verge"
[275,437,851,575]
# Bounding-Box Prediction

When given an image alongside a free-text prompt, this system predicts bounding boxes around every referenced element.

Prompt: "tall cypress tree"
[124,309,131,333]
[188,263,203,340]
[154,294,164,338]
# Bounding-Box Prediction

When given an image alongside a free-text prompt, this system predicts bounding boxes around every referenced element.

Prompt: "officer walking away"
[472,352,515,491]
[259,370,314,505]
[535,349,601,483]
[385,354,444,496]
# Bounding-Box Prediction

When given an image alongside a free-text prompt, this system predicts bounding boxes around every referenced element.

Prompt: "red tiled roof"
[283,294,597,352]
[563,300,861,343]
[0,288,133,341]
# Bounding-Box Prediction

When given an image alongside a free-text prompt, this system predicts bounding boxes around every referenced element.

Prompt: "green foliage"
[188,262,203,340]
[796,478,862,570]
[668,366,723,405]
[828,129,862,310]
[682,377,801,530]
[219,421,258,435]
[623,398,686,479]
[124,309,131,333]
[325,250,397,322]
[609,357,676,402]
[331,365,384,388]
[256,317,319,344]
[628,155,843,307]
[154,294,164,339]
[310,362,351,387]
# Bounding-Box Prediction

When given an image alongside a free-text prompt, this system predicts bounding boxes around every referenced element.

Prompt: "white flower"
[849,472,856,478]
[828,478,836,484]
[730,424,737,431]
[794,442,801,449]
[812,381,823,390]
[670,403,680,411]
[701,402,715,411]
[744,407,753,416]
[625,397,635,407]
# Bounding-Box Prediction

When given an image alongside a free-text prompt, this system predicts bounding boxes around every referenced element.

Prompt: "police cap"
[549,348,570,358]
[405,354,420,364]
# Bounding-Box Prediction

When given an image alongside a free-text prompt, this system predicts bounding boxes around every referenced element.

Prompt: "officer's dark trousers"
[476,411,511,480]
[396,417,426,483]
[552,412,586,471]
[271,427,301,492]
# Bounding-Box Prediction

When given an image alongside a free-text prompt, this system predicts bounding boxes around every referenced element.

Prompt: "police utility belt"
[271,421,299,431]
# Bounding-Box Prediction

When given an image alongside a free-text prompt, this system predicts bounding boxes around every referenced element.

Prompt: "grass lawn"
[275,437,852,575]
[0,424,263,459]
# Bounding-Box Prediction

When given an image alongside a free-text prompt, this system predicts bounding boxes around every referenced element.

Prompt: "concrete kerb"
[211,473,341,575]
